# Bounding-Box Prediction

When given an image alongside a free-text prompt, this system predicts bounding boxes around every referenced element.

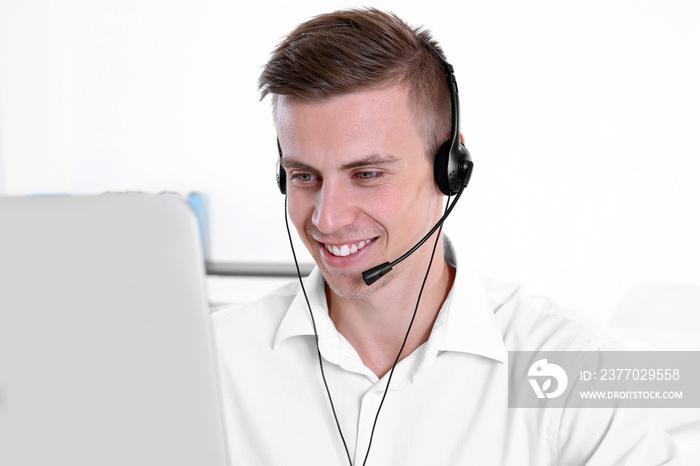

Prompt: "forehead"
[275,85,423,165]
[276,85,414,135]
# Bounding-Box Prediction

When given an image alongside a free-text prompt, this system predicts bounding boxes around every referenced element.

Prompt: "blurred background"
[1,0,699,326]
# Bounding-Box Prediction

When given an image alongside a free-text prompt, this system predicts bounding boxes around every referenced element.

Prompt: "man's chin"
[321,267,394,300]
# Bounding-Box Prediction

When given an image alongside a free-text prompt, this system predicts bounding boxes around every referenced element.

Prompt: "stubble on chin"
[320,265,401,300]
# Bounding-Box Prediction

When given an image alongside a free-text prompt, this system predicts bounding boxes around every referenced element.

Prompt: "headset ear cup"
[276,138,287,195]
[433,140,454,195]
[276,158,287,195]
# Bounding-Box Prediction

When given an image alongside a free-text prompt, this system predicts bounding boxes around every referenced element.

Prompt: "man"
[214,8,678,465]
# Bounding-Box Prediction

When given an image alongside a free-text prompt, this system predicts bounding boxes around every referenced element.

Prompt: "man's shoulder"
[480,275,618,352]
[211,279,301,334]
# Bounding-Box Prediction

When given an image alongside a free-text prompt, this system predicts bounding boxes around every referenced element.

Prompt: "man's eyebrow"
[279,158,316,171]
[340,154,400,170]
[280,154,400,171]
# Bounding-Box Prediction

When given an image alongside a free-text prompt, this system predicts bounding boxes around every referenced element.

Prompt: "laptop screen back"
[0,195,229,466]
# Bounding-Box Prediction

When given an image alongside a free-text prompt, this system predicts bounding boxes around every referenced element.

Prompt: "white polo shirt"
[213,241,678,465]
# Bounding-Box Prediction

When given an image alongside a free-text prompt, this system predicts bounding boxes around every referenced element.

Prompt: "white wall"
[1,0,699,323]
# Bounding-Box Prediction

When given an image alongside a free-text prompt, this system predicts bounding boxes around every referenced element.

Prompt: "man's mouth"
[323,238,376,257]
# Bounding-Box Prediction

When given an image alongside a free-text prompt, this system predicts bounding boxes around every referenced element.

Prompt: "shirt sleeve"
[555,404,680,465]
[553,340,681,465]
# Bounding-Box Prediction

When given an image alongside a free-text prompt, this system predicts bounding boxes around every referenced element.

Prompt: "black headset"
[275,39,472,197]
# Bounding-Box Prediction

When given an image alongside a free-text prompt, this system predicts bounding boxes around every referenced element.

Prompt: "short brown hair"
[258,7,452,158]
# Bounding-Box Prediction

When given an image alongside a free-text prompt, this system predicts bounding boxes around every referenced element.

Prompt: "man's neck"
[326,239,456,378]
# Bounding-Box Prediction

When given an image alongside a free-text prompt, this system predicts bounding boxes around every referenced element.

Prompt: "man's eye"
[357,171,379,180]
[293,173,315,182]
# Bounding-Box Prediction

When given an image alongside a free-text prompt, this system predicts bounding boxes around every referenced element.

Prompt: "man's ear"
[460,133,465,145]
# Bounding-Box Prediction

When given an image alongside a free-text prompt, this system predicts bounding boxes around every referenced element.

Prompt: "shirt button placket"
[354,384,384,465]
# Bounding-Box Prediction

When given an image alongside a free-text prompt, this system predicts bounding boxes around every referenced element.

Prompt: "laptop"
[0,194,229,466]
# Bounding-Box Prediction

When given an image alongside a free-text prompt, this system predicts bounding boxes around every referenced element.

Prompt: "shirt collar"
[273,267,371,375]
[273,237,507,366]
[405,236,507,372]
[273,266,326,349]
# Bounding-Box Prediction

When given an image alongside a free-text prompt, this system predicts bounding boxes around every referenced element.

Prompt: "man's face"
[277,85,442,298]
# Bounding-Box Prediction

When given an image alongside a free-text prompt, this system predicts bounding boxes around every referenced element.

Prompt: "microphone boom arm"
[361,184,465,286]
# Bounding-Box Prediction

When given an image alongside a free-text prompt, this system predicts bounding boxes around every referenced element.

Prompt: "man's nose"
[311,180,356,234]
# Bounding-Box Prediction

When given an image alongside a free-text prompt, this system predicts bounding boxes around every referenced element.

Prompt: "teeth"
[325,238,374,257]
